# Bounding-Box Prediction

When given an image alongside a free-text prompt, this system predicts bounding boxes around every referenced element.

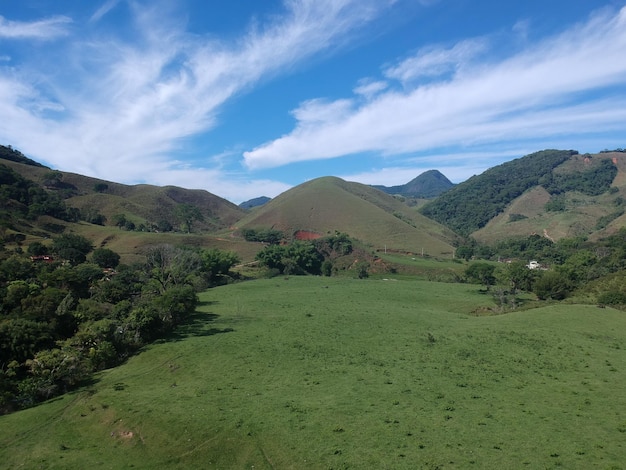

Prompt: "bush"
[533,271,572,300]
[597,291,626,306]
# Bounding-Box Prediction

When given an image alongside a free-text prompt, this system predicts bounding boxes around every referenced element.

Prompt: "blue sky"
[1,1,625,204]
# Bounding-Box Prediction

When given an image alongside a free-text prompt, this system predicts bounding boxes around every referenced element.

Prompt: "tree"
[533,270,572,300]
[356,261,369,279]
[256,244,286,273]
[111,214,127,229]
[242,228,284,244]
[0,254,36,282]
[456,245,474,261]
[322,260,333,277]
[91,248,121,269]
[497,261,536,294]
[51,234,93,266]
[175,203,203,233]
[144,244,202,293]
[255,242,323,275]
[93,183,108,193]
[41,170,63,188]
[200,249,239,285]
[156,219,173,232]
[465,262,496,290]
[151,285,198,326]
[27,241,48,256]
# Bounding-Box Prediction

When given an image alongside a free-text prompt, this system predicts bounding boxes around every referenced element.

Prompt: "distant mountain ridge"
[239,196,271,210]
[3,144,626,259]
[373,169,454,198]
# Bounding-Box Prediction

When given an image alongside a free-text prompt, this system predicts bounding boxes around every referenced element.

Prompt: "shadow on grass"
[162,307,235,342]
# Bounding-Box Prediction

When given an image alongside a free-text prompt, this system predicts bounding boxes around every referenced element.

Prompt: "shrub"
[597,291,626,306]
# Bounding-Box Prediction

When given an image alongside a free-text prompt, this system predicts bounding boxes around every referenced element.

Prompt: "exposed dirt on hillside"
[294,230,322,240]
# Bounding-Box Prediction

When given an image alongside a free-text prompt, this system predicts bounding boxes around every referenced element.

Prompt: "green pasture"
[2,277,626,469]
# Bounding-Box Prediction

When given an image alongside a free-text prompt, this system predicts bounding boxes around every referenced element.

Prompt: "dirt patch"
[111,430,134,439]
[294,230,322,241]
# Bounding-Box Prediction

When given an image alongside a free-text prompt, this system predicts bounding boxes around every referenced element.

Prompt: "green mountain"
[236,176,458,257]
[421,149,625,241]
[239,196,271,210]
[4,144,626,261]
[0,149,253,263]
[373,169,454,198]
[1,155,245,234]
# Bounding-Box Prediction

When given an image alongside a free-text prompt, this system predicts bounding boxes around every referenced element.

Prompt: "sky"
[1,1,625,204]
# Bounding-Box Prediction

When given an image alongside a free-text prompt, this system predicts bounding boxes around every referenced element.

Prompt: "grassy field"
[2,277,626,469]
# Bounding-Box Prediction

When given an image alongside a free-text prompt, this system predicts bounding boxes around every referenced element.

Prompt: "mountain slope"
[236,176,458,257]
[421,149,624,241]
[1,156,245,233]
[373,169,454,198]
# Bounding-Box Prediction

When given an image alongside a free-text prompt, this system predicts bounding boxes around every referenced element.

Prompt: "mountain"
[5,144,626,261]
[235,176,458,257]
[239,196,271,210]
[1,156,245,232]
[373,169,454,198]
[421,149,626,242]
[0,150,252,262]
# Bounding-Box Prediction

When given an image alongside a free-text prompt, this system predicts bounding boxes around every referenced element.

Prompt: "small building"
[526,260,541,270]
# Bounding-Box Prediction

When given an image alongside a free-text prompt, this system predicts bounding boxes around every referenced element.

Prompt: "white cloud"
[0,15,71,39]
[353,79,388,98]
[90,0,122,23]
[384,38,488,83]
[243,5,626,170]
[0,0,393,196]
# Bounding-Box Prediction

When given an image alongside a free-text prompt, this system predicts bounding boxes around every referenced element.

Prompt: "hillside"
[421,149,624,241]
[1,150,244,226]
[2,158,245,232]
[2,277,626,468]
[235,176,458,257]
[373,169,454,198]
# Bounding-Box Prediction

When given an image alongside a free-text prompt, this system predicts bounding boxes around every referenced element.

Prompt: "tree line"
[460,229,626,308]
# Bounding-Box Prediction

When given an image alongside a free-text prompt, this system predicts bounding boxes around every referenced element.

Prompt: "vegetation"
[457,228,626,307]
[3,144,626,467]
[421,149,620,237]
[241,227,284,244]
[0,145,46,167]
[421,150,577,235]
[0,237,240,414]
[1,277,625,468]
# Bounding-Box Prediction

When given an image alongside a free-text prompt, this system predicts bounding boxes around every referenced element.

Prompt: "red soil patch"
[294,230,322,241]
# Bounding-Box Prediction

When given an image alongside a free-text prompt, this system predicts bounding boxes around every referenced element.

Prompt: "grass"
[236,176,456,257]
[2,276,626,468]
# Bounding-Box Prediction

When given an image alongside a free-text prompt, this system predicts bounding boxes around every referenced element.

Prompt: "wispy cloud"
[384,38,488,83]
[0,0,393,201]
[90,0,122,23]
[0,15,72,39]
[243,5,626,170]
